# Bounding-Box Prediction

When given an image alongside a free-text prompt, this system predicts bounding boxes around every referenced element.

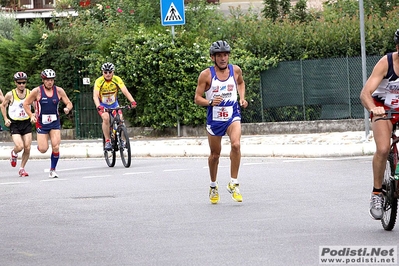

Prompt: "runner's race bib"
[212,106,233,121]
[384,93,399,108]
[103,94,116,105]
[42,114,57,124]
[384,81,399,108]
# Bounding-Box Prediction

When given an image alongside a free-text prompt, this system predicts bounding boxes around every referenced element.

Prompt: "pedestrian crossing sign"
[160,0,185,26]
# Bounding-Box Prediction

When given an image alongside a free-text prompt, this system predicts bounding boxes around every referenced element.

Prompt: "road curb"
[0,142,375,159]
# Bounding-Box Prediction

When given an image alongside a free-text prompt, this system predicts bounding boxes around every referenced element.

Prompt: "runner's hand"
[212,96,223,106]
[5,119,11,127]
[240,99,248,108]
[131,101,137,108]
[370,106,385,116]
[30,115,37,124]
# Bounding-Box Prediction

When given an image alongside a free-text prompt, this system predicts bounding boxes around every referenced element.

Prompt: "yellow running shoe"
[209,185,220,204]
[227,182,243,202]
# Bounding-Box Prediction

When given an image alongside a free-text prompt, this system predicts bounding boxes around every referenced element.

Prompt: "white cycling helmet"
[101,62,115,72]
[14,72,28,80]
[41,69,56,79]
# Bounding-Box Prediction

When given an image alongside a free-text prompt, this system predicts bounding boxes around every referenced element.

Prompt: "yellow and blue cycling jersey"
[94,75,125,108]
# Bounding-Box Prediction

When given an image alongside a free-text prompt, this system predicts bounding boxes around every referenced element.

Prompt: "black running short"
[9,119,32,136]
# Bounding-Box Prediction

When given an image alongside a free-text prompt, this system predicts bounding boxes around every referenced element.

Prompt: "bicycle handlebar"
[104,105,131,112]
[373,109,399,122]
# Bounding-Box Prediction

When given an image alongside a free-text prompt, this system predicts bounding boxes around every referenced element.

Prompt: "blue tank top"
[205,64,241,126]
[36,85,60,130]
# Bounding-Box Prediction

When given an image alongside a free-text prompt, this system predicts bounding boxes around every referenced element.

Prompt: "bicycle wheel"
[118,126,131,168]
[381,153,398,231]
[103,134,116,167]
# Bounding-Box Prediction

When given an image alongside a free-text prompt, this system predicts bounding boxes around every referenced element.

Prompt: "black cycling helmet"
[395,29,399,44]
[41,69,56,79]
[101,62,115,72]
[209,40,231,56]
[14,72,27,80]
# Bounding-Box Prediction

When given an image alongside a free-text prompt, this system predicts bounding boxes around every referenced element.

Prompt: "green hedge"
[0,1,399,128]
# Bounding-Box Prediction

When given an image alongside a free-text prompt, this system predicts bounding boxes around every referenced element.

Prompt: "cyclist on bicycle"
[93,62,137,151]
[360,29,399,220]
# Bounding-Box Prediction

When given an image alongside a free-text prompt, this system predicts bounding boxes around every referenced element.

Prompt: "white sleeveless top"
[8,89,30,121]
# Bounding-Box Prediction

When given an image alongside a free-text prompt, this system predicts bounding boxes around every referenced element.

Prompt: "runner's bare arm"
[1,92,13,126]
[23,87,39,123]
[234,65,248,108]
[120,85,136,104]
[194,69,211,106]
[360,55,388,115]
[58,87,73,114]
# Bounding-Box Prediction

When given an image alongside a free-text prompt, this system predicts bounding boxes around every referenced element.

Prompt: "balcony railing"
[0,0,99,10]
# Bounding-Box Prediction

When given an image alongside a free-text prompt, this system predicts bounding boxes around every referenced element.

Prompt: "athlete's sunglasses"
[16,81,26,85]
[103,71,113,74]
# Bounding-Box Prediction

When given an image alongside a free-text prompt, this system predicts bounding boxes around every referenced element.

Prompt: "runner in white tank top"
[0,72,33,177]
[194,40,248,204]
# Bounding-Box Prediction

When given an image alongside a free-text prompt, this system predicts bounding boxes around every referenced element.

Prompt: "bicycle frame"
[108,109,122,137]
[102,105,132,168]
[377,109,399,230]
[391,125,399,198]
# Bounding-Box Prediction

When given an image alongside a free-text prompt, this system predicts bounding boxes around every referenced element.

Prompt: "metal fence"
[73,58,102,139]
[259,56,381,122]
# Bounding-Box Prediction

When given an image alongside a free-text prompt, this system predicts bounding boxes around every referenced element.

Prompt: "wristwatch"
[208,99,213,106]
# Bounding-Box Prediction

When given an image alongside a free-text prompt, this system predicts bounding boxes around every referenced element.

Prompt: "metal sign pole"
[171,25,180,136]
[161,0,185,137]
[359,0,370,138]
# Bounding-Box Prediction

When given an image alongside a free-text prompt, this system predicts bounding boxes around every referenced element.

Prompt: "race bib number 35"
[212,106,233,121]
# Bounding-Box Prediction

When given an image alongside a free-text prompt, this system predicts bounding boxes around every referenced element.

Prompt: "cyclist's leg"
[100,111,111,140]
[119,109,124,121]
[372,118,393,189]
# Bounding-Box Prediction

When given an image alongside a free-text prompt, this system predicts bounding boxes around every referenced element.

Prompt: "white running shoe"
[49,169,59,178]
[369,193,384,220]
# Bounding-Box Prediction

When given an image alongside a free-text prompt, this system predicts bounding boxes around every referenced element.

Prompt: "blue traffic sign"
[160,0,185,26]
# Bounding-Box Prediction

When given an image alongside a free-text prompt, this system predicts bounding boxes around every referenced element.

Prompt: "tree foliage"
[1,0,399,127]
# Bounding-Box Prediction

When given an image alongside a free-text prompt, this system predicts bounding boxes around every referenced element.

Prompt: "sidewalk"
[0,131,375,159]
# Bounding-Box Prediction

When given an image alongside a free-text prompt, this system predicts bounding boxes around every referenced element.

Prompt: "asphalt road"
[0,156,398,266]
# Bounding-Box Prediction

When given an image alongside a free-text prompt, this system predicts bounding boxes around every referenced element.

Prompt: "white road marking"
[203,165,229,169]
[43,166,96,173]
[163,169,188,172]
[83,175,112,179]
[0,181,30,185]
[243,162,273,166]
[123,172,153,175]
[40,179,68,182]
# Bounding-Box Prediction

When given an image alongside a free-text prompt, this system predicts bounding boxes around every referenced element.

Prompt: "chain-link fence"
[258,56,381,122]
[73,56,102,139]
